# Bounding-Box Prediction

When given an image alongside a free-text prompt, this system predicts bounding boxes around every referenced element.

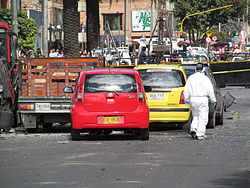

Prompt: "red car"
[64,68,149,140]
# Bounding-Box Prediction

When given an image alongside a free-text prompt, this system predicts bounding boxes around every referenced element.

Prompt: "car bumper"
[149,107,190,123]
[71,104,149,130]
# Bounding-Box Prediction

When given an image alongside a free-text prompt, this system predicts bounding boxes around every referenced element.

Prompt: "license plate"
[149,93,164,100]
[35,103,51,111]
[98,116,124,124]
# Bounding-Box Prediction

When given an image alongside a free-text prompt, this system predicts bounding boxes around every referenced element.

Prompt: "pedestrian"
[138,46,147,64]
[183,63,217,140]
[36,48,43,58]
[170,50,181,62]
[57,50,64,57]
[49,48,58,57]
[28,49,35,58]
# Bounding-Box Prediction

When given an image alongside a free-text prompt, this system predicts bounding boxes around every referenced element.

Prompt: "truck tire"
[140,128,149,140]
[71,128,81,141]
[43,123,53,132]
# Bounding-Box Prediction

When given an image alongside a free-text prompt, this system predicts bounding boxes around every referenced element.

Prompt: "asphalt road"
[0,86,250,188]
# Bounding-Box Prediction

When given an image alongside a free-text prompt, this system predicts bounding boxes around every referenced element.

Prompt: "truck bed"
[18,57,104,129]
[19,57,104,97]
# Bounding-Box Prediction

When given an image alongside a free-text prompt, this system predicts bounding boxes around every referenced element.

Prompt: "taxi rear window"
[138,69,185,91]
[84,74,137,93]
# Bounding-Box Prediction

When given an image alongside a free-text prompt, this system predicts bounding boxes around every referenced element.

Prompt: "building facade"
[98,0,175,47]
[14,0,175,50]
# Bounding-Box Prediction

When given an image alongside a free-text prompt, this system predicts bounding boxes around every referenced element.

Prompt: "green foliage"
[173,0,246,44]
[174,0,245,33]
[0,8,38,49]
[211,31,227,42]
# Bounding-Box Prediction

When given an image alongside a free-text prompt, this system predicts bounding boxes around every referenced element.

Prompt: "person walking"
[138,46,147,64]
[183,63,217,140]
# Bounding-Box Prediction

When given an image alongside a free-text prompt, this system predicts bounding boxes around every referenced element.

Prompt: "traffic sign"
[206,29,213,37]
[212,36,217,41]
[206,37,211,43]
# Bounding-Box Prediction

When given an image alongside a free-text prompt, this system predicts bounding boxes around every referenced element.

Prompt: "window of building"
[103,13,123,31]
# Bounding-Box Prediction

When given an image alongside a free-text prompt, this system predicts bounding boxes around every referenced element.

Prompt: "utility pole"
[150,0,156,37]
[12,0,18,37]
[247,0,249,44]
[124,0,129,46]
[42,0,49,57]
[117,12,121,47]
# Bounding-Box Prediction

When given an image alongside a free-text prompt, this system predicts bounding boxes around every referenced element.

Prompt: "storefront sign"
[132,10,151,32]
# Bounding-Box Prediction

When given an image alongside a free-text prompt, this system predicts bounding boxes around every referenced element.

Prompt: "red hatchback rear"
[64,68,149,140]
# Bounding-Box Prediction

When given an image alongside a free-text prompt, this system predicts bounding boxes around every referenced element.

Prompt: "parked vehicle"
[0,22,17,65]
[64,68,149,140]
[92,47,132,66]
[181,63,224,128]
[0,23,18,131]
[134,64,190,126]
[17,57,104,131]
[0,60,16,131]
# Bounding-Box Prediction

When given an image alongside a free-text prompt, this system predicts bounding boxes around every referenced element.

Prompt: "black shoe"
[189,131,196,139]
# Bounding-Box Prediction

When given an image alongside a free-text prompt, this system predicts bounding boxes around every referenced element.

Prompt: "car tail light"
[137,84,145,103]
[76,83,84,103]
[19,104,34,110]
[179,91,185,104]
[0,83,4,93]
[138,92,144,103]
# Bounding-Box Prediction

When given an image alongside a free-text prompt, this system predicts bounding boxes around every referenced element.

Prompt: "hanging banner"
[132,10,151,32]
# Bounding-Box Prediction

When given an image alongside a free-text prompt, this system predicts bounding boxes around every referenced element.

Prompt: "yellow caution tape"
[213,68,250,74]
[209,60,250,64]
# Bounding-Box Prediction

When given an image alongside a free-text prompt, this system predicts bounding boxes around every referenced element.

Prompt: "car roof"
[80,68,138,75]
[134,64,184,71]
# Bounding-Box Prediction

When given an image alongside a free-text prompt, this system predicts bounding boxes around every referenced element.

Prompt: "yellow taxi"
[134,64,191,124]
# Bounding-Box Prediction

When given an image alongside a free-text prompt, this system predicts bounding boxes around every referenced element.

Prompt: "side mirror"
[144,86,152,92]
[63,87,74,93]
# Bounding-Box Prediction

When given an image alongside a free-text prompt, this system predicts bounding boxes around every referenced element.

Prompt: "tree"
[62,0,100,56]
[86,0,100,52]
[0,8,38,49]
[63,0,80,57]
[173,0,245,45]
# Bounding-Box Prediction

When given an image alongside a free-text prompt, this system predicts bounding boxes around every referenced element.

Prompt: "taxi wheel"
[140,128,149,140]
[216,105,224,125]
[207,111,216,129]
[216,110,224,125]
[71,128,81,140]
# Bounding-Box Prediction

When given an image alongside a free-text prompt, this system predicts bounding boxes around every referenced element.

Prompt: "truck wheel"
[71,128,81,141]
[44,123,53,130]
[207,111,216,129]
[140,128,149,140]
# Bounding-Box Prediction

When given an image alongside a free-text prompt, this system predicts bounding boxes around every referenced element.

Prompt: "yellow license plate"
[102,116,120,124]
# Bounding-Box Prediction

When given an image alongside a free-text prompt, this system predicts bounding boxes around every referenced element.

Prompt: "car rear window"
[138,69,185,91]
[84,74,137,93]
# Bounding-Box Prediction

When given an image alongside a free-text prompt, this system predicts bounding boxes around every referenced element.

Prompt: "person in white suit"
[184,63,217,140]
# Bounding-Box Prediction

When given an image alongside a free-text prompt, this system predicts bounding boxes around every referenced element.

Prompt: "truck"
[17,57,104,131]
[0,22,18,131]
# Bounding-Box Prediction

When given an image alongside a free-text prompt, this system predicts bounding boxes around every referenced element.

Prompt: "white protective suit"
[184,71,216,137]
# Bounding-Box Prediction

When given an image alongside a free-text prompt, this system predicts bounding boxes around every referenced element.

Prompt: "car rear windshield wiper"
[113,91,119,96]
